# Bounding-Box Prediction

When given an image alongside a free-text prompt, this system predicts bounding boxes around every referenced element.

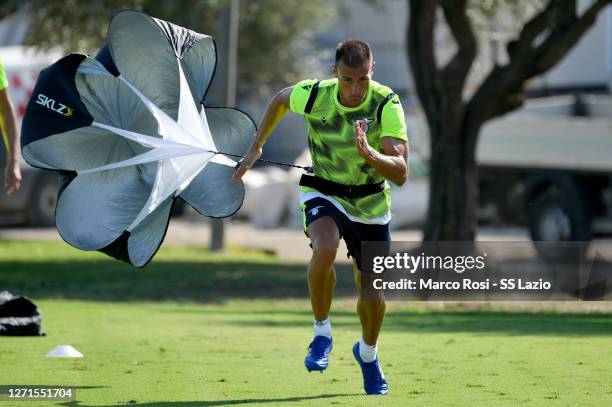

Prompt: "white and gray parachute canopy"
[21,11,255,267]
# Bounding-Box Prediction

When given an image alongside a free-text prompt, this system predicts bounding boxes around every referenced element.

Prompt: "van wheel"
[29,173,58,227]
[528,186,591,260]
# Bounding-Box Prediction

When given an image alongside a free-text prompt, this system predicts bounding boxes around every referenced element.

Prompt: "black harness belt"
[299,174,385,199]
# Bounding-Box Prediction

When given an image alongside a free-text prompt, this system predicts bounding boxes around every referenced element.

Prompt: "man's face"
[333,60,374,108]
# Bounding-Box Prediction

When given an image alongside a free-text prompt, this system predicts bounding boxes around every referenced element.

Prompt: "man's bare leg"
[306,217,340,321]
[353,260,386,346]
[304,216,338,372]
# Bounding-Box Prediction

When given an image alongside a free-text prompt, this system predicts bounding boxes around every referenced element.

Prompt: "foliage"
[0,0,337,99]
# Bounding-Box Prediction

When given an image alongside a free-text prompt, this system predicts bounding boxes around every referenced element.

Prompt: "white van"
[0,46,62,226]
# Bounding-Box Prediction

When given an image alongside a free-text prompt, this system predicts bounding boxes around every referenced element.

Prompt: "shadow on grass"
[0,258,354,303]
[1,244,611,337]
[221,307,612,336]
[59,393,359,406]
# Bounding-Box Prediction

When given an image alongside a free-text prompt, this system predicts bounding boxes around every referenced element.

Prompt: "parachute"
[21,11,255,267]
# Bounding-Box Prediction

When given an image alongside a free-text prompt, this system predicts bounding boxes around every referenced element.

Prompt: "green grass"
[1,240,611,406]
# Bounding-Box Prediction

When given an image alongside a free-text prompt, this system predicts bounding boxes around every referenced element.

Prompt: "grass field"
[1,240,611,406]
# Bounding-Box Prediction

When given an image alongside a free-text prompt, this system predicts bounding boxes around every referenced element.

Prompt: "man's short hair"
[335,39,372,67]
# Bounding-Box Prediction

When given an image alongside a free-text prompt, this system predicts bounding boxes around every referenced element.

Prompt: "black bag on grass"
[0,291,45,336]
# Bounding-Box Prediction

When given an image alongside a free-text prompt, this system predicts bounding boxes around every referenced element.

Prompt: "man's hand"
[232,142,262,182]
[4,158,21,195]
[354,119,373,159]
[354,118,409,186]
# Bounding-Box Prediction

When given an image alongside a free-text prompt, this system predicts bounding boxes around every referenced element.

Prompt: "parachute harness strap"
[210,150,313,173]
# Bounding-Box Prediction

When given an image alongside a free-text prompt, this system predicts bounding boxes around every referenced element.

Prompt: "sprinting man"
[0,55,21,195]
[233,39,408,395]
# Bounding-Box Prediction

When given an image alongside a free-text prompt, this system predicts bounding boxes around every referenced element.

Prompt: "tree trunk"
[424,119,480,242]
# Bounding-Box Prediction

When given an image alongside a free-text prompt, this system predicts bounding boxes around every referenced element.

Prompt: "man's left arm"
[354,120,409,186]
[0,87,21,195]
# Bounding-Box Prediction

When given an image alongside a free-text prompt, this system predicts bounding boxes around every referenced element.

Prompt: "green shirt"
[0,57,8,91]
[290,78,407,223]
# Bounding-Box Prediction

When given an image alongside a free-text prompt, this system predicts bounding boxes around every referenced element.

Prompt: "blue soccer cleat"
[352,342,389,395]
[304,335,333,372]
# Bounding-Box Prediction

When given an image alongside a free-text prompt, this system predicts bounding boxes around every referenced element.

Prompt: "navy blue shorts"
[302,197,390,272]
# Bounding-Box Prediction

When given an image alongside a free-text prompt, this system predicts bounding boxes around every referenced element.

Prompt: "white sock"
[359,337,377,363]
[313,317,332,339]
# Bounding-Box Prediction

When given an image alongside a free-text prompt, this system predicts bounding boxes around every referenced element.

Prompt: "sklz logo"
[36,94,74,117]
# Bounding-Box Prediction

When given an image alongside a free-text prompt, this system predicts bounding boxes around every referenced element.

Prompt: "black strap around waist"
[299,174,385,199]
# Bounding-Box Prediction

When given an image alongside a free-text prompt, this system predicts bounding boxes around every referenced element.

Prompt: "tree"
[0,0,336,102]
[407,0,611,242]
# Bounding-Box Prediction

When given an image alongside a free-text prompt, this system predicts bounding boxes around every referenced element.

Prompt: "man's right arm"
[232,86,293,181]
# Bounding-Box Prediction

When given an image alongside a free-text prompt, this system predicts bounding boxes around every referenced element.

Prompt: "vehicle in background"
[411,93,612,256]
[0,148,58,226]
[0,46,62,227]
[478,94,612,246]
